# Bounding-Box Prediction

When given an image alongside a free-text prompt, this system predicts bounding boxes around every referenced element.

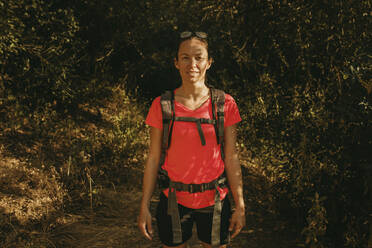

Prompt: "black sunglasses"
[180,31,208,39]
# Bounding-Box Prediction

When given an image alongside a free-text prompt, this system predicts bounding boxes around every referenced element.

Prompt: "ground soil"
[47,185,301,248]
[0,155,302,248]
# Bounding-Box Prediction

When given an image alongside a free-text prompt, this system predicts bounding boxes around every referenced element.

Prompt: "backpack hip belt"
[166,175,227,246]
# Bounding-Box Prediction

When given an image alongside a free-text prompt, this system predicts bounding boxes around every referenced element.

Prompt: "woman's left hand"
[229,207,246,239]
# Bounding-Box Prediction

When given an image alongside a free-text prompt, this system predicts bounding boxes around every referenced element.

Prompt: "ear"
[206,57,213,70]
[174,57,179,70]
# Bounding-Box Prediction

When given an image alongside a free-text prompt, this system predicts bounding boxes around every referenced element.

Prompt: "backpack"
[157,87,228,247]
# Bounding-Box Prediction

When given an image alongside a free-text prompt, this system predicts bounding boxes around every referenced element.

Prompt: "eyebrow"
[179,52,204,56]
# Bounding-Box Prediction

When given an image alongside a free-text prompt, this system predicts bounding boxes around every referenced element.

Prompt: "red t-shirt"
[145,91,241,209]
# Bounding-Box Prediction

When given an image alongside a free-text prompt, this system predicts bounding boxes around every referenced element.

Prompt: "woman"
[138,31,245,248]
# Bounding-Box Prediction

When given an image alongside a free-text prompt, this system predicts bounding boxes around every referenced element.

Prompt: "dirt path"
[48,186,299,248]
[50,189,248,247]
[0,157,301,247]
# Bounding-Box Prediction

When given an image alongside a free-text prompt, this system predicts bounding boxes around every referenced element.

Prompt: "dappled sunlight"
[0,0,370,247]
[0,157,65,225]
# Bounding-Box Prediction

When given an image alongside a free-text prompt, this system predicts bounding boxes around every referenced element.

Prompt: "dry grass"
[0,154,66,247]
[50,188,162,248]
[0,157,65,224]
[0,163,298,248]
[48,188,254,248]
[0,147,299,247]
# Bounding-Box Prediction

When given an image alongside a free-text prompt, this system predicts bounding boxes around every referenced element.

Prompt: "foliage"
[0,0,371,247]
[0,0,114,118]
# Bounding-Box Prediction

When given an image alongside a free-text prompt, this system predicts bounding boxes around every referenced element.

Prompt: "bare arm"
[224,124,245,238]
[138,126,162,240]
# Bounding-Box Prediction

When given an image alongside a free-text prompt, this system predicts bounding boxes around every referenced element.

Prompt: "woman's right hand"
[138,127,162,240]
[138,206,153,240]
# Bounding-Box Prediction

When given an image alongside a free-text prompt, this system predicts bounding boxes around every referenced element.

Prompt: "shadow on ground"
[48,184,300,248]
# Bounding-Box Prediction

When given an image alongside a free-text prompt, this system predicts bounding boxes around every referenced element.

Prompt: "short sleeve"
[145,96,163,129]
[224,94,241,127]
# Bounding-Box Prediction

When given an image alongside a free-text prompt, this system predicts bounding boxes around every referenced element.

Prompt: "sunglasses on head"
[180,31,208,39]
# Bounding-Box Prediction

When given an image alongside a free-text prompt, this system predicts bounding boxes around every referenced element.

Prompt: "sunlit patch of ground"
[0,153,300,248]
[0,157,64,224]
[48,188,250,248]
[0,154,300,247]
[47,184,298,248]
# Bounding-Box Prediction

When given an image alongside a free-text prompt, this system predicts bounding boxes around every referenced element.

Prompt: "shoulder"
[224,93,236,103]
[148,96,162,112]
[149,90,174,109]
[223,93,238,108]
[210,88,238,107]
[222,92,241,125]
[150,96,161,105]
[210,88,235,101]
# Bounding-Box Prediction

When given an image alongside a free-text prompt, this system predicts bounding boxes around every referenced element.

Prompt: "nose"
[190,58,198,67]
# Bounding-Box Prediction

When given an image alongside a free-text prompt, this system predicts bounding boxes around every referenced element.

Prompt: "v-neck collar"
[173,89,211,112]
[174,97,211,112]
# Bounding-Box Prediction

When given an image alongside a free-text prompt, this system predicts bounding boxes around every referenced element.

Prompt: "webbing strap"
[168,182,182,244]
[168,92,176,149]
[211,88,225,160]
[174,116,215,124]
[166,176,227,192]
[211,89,219,143]
[218,110,225,160]
[174,116,215,146]
[160,91,173,166]
[196,119,206,146]
[211,182,222,247]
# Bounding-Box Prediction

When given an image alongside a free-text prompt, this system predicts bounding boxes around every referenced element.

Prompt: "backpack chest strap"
[160,89,225,150]
[174,116,215,124]
[171,116,216,146]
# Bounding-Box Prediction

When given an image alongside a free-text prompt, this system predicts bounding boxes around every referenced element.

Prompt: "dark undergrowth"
[0,87,303,248]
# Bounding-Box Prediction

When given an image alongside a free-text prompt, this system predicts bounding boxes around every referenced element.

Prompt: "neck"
[178,81,209,98]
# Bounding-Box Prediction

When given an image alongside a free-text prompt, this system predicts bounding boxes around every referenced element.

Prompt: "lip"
[187,72,199,77]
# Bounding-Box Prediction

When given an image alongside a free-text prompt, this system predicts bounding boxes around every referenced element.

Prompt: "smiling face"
[174,38,212,85]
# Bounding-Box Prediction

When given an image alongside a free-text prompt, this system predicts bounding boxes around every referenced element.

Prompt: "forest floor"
[0,154,303,248]
[45,184,301,248]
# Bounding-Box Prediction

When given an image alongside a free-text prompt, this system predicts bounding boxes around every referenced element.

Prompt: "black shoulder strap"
[211,88,225,159]
[211,88,225,143]
[159,90,174,166]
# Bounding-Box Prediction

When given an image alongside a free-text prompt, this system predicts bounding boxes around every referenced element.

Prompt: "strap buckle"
[188,184,197,193]
[188,183,207,193]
